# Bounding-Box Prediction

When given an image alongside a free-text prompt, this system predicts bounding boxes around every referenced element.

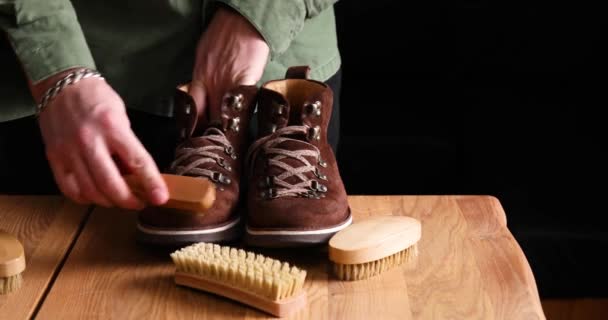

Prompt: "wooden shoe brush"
[171,243,307,317]
[125,173,216,213]
[328,216,421,281]
[0,230,26,294]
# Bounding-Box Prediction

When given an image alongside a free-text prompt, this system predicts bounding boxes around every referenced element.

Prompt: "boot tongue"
[175,85,228,140]
[180,124,224,148]
[288,102,306,126]
[257,89,290,137]
[257,91,316,140]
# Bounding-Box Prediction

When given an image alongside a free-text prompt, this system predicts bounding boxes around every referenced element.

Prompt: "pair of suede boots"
[136,66,352,247]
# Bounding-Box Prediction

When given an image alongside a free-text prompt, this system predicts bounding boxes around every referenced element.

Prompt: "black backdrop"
[333,1,607,298]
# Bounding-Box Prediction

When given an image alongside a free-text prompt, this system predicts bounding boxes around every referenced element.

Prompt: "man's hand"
[37,76,168,209]
[189,7,270,118]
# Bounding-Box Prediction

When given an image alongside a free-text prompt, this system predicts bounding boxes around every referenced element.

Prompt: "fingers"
[46,150,86,205]
[69,153,113,207]
[189,80,207,117]
[38,78,151,210]
[192,71,256,121]
[233,72,258,86]
[108,127,168,206]
[79,132,145,210]
[47,120,152,210]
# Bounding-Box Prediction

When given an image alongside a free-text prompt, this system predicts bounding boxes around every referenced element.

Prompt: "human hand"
[189,7,270,119]
[37,73,168,209]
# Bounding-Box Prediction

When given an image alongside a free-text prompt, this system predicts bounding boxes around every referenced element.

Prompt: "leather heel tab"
[285,66,311,79]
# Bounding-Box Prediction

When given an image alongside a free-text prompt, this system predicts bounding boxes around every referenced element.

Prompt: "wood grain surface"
[0,196,90,320]
[36,196,545,319]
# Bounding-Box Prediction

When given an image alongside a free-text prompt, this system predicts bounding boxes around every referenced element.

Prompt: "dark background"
[333,2,607,298]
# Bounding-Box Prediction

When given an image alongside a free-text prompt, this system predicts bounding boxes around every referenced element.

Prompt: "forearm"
[211,0,338,57]
[303,0,339,18]
[0,0,95,98]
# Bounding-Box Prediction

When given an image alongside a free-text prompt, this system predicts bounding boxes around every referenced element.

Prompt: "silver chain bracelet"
[36,68,105,116]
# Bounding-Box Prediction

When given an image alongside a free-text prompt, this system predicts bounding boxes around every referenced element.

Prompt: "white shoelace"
[247,126,325,198]
[170,127,234,184]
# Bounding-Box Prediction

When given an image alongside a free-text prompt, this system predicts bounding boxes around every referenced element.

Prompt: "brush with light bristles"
[171,243,307,317]
[328,216,421,281]
[1,230,26,295]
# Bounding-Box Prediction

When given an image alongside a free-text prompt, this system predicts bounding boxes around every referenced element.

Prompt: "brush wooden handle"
[328,216,421,265]
[125,174,216,213]
[0,231,26,278]
[175,272,307,317]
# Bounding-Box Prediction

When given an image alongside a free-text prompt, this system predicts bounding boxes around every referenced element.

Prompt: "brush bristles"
[0,274,23,295]
[171,243,306,301]
[333,244,418,281]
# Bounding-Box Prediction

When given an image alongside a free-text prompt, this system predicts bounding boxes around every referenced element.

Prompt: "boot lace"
[170,127,235,185]
[247,125,328,199]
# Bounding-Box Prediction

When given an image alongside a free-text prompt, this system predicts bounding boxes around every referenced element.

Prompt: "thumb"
[234,72,259,86]
[188,80,207,117]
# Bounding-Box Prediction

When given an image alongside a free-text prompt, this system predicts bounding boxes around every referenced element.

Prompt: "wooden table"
[0,196,90,320]
[1,196,545,319]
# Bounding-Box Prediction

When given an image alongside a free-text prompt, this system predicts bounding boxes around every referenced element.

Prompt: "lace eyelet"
[227,93,243,111]
[310,180,328,193]
[314,167,327,180]
[318,158,328,168]
[267,176,275,187]
[258,175,275,188]
[307,125,321,141]
[211,172,231,185]
[273,102,285,116]
[217,158,232,171]
[224,145,237,159]
[305,101,322,116]
[299,191,321,199]
[261,188,277,199]
[229,117,240,132]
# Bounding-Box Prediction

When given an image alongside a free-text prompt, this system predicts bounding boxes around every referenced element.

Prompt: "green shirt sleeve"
[213,0,338,58]
[0,0,96,83]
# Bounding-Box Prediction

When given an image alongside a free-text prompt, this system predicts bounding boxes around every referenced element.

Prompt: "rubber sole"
[136,216,242,246]
[244,213,353,248]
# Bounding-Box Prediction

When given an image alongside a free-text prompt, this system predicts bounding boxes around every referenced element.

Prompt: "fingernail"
[151,187,169,205]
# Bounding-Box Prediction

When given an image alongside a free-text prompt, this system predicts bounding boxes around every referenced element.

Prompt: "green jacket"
[0,0,341,122]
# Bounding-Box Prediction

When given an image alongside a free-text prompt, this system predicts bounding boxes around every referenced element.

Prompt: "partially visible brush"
[1,230,26,295]
[125,173,216,213]
[171,242,307,317]
[328,216,421,281]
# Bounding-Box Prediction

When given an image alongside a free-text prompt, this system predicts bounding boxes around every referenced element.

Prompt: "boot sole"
[136,216,242,246]
[244,213,353,248]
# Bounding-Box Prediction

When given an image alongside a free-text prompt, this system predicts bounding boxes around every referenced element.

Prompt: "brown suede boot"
[136,84,257,245]
[245,66,352,247]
